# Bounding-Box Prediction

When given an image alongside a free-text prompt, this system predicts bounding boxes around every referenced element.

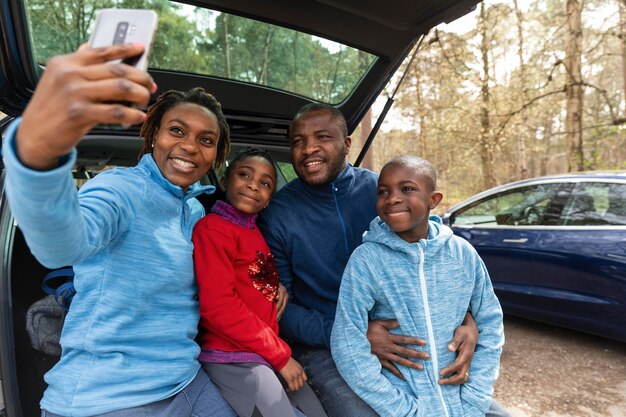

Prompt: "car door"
[447,182,568,312]
[533,181,626,340]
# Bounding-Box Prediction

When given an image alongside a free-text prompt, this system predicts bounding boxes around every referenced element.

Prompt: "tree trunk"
[565,0,584,172]
[540,109,554,176]
[358,109,374,170]
[619,0,626,115]
[222,15,231,78]
[514,0,529,179]
[479,3,496,189]
[260,28,274,84]
[413,61,428,157]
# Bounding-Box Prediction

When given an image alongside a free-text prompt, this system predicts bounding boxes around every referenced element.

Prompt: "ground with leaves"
[495,316,626,417]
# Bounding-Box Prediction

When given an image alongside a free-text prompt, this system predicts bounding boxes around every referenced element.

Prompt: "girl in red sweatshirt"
[193,147,327,417]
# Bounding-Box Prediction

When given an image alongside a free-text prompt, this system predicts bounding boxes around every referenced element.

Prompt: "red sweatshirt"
[192,211,291,371]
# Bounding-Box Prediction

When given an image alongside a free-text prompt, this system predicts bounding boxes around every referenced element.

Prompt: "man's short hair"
[290,103,349,137]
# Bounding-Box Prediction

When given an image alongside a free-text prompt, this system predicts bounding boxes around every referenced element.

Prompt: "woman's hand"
[17,43,157,170]
[276,283,288,320]
[439,312,478,385]
[367,319,428,380]
[278,357,307,392]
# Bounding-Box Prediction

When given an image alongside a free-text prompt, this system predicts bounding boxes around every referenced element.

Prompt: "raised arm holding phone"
[2,10,237,416]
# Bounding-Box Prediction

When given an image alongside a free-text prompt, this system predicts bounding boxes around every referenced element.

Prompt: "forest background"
[353,0,626,211]
[12,0,626,211]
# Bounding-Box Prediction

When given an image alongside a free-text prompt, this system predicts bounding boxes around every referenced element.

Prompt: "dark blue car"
[441,172,626,343]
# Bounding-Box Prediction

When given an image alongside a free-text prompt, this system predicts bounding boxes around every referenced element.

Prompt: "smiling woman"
[139,89,229,192]
[2,46,236,414]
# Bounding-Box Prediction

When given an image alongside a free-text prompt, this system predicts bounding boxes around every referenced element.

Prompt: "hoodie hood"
[363,214,453,257]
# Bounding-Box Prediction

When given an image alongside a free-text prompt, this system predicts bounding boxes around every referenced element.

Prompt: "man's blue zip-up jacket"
[331,216,504,417]
[258,163,378,348]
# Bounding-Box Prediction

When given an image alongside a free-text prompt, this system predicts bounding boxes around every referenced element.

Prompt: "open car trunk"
[0,1,480,415]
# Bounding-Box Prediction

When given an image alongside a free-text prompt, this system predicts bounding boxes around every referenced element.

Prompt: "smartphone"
[89,9,158,70]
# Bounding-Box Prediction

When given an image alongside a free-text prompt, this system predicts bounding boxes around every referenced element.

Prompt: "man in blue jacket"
[258,103,510,417]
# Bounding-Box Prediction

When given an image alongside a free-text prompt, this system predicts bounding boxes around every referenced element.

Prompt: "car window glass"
[276,162,297,183]
[452,183,563,227]
[560,182,626,226]
[23,1,376,104]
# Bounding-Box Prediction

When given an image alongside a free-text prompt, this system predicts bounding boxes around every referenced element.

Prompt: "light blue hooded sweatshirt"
[331,215,504,417]
[2,119,214,416]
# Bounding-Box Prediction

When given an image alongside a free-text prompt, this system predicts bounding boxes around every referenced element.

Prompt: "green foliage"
[26,0,115,59]
[277,162,297,182]
[208,14,372,103]
[24,0,374,103]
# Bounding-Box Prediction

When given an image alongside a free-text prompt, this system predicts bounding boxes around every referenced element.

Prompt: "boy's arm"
[460,250,505,415]
[2,120,136,268]
[331,251,424,417]
[258,215,333,348]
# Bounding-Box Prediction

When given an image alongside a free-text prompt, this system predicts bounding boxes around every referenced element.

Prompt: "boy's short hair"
[382,155,437,191]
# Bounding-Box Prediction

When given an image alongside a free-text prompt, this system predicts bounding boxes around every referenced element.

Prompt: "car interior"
[605,189,626,223]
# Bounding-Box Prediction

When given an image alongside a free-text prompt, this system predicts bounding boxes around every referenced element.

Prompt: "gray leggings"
[202,362,328,417]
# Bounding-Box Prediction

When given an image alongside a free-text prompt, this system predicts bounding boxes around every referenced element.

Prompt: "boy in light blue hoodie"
[331,156,504,417]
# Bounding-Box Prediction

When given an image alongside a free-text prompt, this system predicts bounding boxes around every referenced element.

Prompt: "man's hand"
[439,312,478,385]
[367,319,428,380]
[276,283,288,321]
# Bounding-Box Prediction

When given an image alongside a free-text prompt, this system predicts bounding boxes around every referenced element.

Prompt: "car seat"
[563,192,596,225]
[604,190,626,225]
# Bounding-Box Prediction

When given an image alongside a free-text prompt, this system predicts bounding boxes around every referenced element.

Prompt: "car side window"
[452,183,563,227]
[605,183,626,225]
[560,182,626,226]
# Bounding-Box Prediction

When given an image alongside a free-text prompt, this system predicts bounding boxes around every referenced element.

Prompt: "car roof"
[445,171,626,213]
[501,171,626,184]
[0,0,480,147]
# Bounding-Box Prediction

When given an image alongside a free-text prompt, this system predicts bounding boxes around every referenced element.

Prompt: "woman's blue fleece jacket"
[331,216,504,417]
[2,119,214,416]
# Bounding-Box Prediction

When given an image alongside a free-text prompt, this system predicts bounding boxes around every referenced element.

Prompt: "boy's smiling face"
[376,163,442,243]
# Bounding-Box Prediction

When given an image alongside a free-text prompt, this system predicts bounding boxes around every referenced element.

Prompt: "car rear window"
[23,0,377,104]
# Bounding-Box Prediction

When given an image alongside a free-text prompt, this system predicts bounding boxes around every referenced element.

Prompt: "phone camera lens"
[113,21,129,45]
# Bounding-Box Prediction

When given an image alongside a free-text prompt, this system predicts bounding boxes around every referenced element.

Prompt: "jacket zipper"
[331,182,350,257]
[417,245,450,417]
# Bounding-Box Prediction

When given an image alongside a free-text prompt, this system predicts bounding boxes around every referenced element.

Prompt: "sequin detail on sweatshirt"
[248,251,279,301]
